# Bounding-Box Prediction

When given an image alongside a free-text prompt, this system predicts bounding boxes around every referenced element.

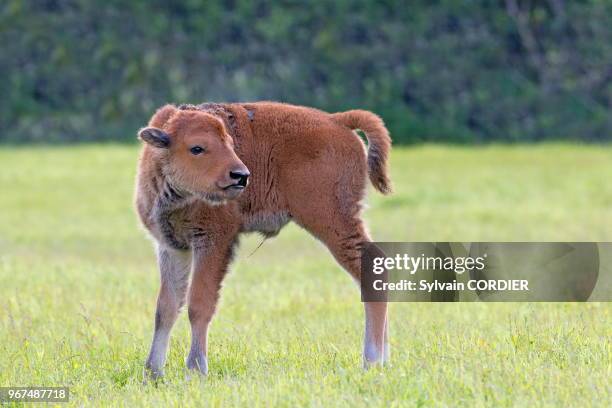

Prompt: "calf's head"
[139,109,249,204]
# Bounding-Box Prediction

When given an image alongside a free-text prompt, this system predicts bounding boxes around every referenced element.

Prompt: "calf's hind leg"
[145,246,192,379]
[294,210,389,367]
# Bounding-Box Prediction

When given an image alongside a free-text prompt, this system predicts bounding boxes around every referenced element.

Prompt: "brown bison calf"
[135,102,392,378]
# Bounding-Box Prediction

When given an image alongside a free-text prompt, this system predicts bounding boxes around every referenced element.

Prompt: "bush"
[1,0,610,143]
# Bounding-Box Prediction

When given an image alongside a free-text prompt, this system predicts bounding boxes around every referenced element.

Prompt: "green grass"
[0,144,611,407]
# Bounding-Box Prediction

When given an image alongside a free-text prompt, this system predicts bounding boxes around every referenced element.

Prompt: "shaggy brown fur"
[135,101,392,378]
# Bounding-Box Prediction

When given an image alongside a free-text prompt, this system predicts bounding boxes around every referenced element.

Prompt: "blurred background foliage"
[1,0,610,144]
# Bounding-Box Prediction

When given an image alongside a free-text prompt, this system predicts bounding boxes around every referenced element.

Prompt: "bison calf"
[134,102,392,378]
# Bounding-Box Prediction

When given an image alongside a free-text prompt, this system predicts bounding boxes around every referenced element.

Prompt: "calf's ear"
[138,127,170,148]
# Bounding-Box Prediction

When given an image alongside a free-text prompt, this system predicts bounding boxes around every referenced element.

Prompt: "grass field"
[0,144,611,407]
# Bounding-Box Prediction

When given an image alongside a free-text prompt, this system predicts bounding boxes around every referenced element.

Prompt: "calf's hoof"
[186,352,208,376]
[143,365,165,384]
[363,342,389,369]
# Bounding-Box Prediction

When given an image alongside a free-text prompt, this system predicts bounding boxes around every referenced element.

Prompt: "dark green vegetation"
[1,1,611,143]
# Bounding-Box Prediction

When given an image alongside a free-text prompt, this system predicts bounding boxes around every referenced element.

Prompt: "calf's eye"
[190,146,205,155]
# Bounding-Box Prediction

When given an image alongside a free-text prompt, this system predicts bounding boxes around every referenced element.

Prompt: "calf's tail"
[331,110,393,194]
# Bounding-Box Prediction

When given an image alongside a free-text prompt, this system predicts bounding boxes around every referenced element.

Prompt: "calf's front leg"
[145,246,191,379]
[186,239,235,375]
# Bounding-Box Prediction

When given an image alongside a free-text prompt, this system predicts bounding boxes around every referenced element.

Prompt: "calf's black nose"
[229,169,250,187]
